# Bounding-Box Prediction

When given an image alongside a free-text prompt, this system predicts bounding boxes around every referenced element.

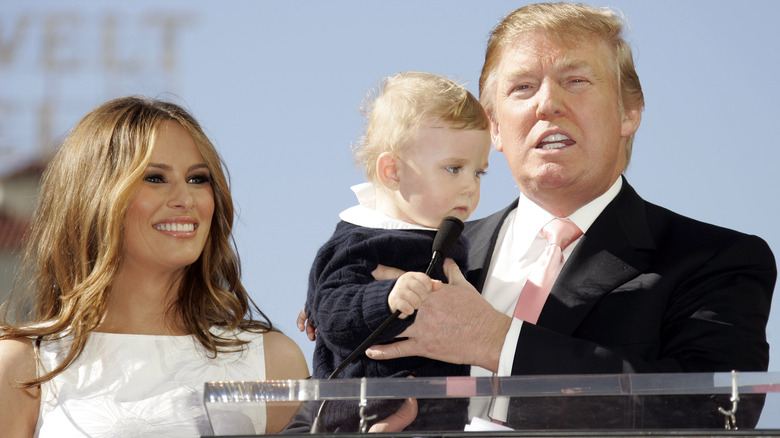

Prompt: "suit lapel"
[537,179,656,335]
[464,199,518,292]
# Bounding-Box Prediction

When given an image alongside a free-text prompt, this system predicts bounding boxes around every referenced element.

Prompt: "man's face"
[489,31,641,216]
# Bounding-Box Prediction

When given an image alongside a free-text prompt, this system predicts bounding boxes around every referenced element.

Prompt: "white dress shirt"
[469,177,623,422]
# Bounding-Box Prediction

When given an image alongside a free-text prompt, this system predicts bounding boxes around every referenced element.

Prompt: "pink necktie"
[513,218,582,324]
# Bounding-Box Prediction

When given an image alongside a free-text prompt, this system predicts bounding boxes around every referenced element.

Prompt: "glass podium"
[202,371,780,437]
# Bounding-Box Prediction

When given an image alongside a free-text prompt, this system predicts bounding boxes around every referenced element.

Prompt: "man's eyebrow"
[554,57,595,74]
[502,58,595,80]
[502,65,534,79]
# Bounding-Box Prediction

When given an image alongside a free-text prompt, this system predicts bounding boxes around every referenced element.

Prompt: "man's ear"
[489,113,503,151]
[620,105,642,138]
[376,152,400,190]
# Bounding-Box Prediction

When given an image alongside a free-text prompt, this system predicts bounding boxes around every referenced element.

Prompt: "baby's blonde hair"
[355,71,489,183]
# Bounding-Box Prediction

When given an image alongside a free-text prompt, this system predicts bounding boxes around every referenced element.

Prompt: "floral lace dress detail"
[35,328,266,437]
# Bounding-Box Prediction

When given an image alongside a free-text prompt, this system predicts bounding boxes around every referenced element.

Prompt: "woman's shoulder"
[0,337,40,435]
[263,330,309,380]
[0,337,36,374]
[207,326,309,379]
[261,331,310,434]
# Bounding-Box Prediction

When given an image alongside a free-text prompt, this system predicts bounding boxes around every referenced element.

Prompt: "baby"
[305,71,490,431]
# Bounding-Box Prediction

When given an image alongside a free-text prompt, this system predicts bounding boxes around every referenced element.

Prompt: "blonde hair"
[355,71,489,183]
[1,96,272,387]
[479,2,644,163]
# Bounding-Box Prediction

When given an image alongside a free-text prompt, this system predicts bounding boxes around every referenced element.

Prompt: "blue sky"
[3,0,780,425]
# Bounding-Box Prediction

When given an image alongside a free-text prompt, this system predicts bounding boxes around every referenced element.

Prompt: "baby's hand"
[388,272,441,319]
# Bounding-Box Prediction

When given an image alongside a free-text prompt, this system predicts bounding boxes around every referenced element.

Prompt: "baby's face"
[392,124,490,228]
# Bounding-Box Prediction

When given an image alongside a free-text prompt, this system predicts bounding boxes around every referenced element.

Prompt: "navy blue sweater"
[307,220,470,380]
[305,221,470,431]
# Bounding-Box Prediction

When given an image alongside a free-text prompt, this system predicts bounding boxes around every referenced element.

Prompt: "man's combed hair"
[354,71,489,183]
[479,2,644,163]
[0,96,273,387]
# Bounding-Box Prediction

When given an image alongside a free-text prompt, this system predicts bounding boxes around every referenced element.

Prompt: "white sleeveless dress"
[35,328,267,437]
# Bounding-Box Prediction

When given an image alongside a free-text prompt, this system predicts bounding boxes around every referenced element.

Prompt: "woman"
[0,96,309,437]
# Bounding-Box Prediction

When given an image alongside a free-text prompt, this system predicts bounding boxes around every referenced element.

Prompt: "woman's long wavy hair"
[1,96,272,387]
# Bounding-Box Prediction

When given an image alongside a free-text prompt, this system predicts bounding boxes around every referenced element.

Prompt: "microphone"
[424,216,466,278]
[310,216,465,433]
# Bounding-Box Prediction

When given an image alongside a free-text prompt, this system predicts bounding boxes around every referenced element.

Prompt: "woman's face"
[121,120,215,275]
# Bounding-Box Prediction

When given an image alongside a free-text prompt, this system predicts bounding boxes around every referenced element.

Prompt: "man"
[363,2,776,430]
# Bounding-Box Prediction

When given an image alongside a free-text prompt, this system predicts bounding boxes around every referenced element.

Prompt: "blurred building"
[0,159,46,309]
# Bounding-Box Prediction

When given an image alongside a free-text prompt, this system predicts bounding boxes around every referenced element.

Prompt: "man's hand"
[296,308,317,341]
[372,264,406,281]
[368,397,418,433]
[366,258,511,372]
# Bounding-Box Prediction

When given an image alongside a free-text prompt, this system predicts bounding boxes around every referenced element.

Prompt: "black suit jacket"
[464,178,776,428]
